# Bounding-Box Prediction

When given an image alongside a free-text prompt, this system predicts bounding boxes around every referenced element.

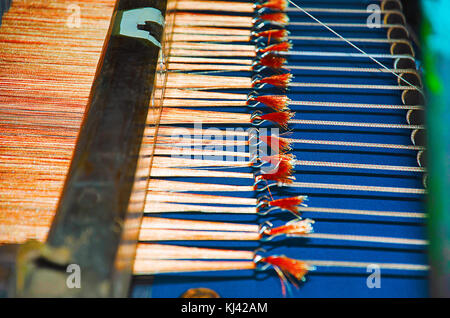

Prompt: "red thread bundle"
[262,256,310,281]
[256,29,289,42]
[265,219,314,237]
[260,13,289,25]
[248,95,290,112]
[258,54,287,69]
[268,196,307,215]
[260,135,292,153]
[256,111,294,129]
[261,256,310,295]
[255,74,292,89]
[252,95,290,112]
[257,0,288,11]
[259,42,292,53]
[256,158,295,184]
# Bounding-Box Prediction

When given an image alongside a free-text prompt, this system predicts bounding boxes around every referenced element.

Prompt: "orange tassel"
[256,158,295,184]
[262,256,310,282]
[256,29,289,42]
[252,95,290,111]
[260,13,289,25]
[254,73,292,89]
[259,42,292,53]
[258,54,287,69]
[255,111,294,129]
[259,135,292,153]
[268,196,307,215]
[256,0,288,11]
[265,219,314,237]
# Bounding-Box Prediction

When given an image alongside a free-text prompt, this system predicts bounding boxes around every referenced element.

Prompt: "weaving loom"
[0,0,432,297]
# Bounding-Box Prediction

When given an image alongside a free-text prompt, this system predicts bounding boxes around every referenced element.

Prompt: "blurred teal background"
[421,0,450,298]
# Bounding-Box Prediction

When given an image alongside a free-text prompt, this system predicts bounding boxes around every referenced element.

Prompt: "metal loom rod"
[288,82,415,90]
[170,23,404,39]
[285,138,424,151]
[282,181,426,195]
[148,142,421,168]
[1,135,419,166]
[137,217,424,246]
[139,229,427,246]
[280,50,413,59]
[144,202,425,219]
[305,260,428,271]
[147,150,422,178]
[170,33,412,45]
[134,245,429,272]
[173,13,405,29]
[144,125,421,152]
[174,0,401,15]
[299,233,427,245]
[139,217,313,241]
[172,24,408,36]
[133,259,427,275]
[287,100,422,110]
[168,42,413,60]
[165,52,418,73]
[166,63,418,75]
[134,251,311,290]
[285,7,400,14]
[160,93,423,111]
[147,152,424,174]
[297,206,425,219]
[293,160,425,173]
[287,22,406,29]
[163,73,419,92]
[285,36,409,44]
[287,119,423,130]
[136,134,426,153]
